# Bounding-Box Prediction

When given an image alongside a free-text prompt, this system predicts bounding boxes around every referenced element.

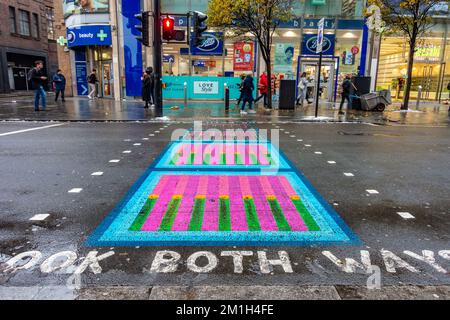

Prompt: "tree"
[207,0,294,109]
[368,0,448,110]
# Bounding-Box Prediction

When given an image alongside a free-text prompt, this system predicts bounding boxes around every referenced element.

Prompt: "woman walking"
[142,71,152,108]
[296,72,309,106]
[240,75,256,115]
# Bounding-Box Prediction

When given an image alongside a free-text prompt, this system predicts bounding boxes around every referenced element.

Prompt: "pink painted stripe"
[228,175,248,231]
[239,176,252,196]
[176,144,191,165]
[141,175,180,231]
[218,175,228,196]
[171,176,200,231]
[197,175,208,195]
[173,175,189,195]
[278,176,298,197]
[202,176,219,231]
[249,176,278,231]
[249,144,258,165]
[150,175,170,196]
[258,144,270,165]
[268,176,308,231]
[259,176,275,195]
[193,144,203,165]
[226,143,235,165]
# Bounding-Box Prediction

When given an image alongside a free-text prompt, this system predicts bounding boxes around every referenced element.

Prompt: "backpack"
[27,68,35,82]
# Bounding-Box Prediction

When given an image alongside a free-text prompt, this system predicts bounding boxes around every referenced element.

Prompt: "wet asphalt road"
[0,120,449,295]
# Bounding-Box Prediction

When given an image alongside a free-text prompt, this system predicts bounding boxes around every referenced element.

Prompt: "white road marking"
[304,144,311,147]
[0,124,64,137]
[397,212,415,219]
[109,159,120,163]
[315,152,323,155]
[123,150,131,154]
[344,173,355,177]
[124,139,131,142]
[155,131,160,133]
[68,188,83,193]
[149,134,155,136]
[297,139,303,142]
[366,189,379,194]
[91,172,104,176]
[328,161,336,164]
[29,214,50,221]
[133,143,141,146]
[290,135,296,138]
[142,138,149,140]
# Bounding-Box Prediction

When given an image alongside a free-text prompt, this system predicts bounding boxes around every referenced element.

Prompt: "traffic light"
[162,16,175,41]
[193,11,208,46]
[135,11,150,46]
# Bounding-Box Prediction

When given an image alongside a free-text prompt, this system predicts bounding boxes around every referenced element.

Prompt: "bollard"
[416,85,422,110]
[184,82,188,108]
[224,83,230,111]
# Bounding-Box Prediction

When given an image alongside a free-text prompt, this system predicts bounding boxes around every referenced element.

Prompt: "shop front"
[67,24,115,98]
[376,23,450,101]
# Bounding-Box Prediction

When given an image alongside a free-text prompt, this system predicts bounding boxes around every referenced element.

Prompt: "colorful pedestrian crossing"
[87,139,358,246]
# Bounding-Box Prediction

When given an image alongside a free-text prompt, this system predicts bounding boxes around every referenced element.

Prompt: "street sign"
[316,18,325,54]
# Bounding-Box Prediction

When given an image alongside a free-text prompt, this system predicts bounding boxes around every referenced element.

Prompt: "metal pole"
[315,51,323,118]
[153,0,163,117]
[416,85,422,110]
[184,81,188,108]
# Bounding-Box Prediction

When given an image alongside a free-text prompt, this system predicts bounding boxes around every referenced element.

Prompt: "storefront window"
[377,30,447,101]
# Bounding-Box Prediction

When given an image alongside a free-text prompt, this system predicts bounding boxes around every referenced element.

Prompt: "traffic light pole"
[153,0,163,117]
[315,51,322,118]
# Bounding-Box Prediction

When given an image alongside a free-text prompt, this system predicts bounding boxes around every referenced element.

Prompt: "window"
[18,9,30,36]
[32,13,39,38]
[46,7,55,40]
[9,7,17,34]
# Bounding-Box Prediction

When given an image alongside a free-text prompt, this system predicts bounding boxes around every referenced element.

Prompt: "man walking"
[339,74,353,115]
[29,60,48,112]
[87,69,98,99]
[53,69,66,102]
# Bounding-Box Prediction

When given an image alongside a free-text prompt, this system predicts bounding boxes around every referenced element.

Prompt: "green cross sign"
[97,30,108,42]
[57,36,67,46]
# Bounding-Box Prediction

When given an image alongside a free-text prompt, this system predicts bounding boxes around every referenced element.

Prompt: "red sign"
[233,42,254,71]
[351,46,360,55]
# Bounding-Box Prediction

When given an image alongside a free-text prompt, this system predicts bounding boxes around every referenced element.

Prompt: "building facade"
[0,0,58,93]
[58,0,449,102]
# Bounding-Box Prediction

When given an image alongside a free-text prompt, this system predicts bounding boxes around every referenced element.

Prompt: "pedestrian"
[240,75,257,115]
[255,71,268,109]
[53,69,66,102]
[339,74,353,115]
[87,69,98,99]
[235,74,246,107]
[142,71,152,108]
[296,72,310,106]
[145,67,155,107]
[28,60,48,112]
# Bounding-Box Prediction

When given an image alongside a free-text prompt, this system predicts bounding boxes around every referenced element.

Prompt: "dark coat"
[342,78,352,96]
[241,76,255,102]
[142,76,152,102]
[30,68,47,90]
[53,74,66,90]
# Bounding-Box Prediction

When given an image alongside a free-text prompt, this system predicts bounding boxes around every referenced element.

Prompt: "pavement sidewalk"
[0,95,448,126]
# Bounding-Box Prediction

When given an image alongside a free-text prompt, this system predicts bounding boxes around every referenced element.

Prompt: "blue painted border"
[86,139,360,247]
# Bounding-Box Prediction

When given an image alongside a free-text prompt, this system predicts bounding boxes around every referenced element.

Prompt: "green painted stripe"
[169,152,180,165]
[203,153,211,165]
[159,197,182,231]
[235,153,243,165]
[220,153,226,165]
[129,197,158,231]
[267,198,291,231]
[188,198,206,231]
[187,152,195,165]
[218,198,231,231]
[292,199,320,231]
[243,198,261,231]
[250,153,258,165]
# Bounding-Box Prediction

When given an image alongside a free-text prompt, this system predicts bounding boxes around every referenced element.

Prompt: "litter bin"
[278,80,296,110]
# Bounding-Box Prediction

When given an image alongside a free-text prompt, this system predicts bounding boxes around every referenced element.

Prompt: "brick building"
[0,0,58,93]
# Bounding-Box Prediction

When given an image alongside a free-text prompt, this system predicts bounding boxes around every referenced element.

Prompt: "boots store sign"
[190,32,224,56]
[302,34,335,56]
[66,25,112,48]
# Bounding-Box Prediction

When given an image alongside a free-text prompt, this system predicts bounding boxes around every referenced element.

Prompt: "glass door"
[301,61,335,102]
[101,62,113,98]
